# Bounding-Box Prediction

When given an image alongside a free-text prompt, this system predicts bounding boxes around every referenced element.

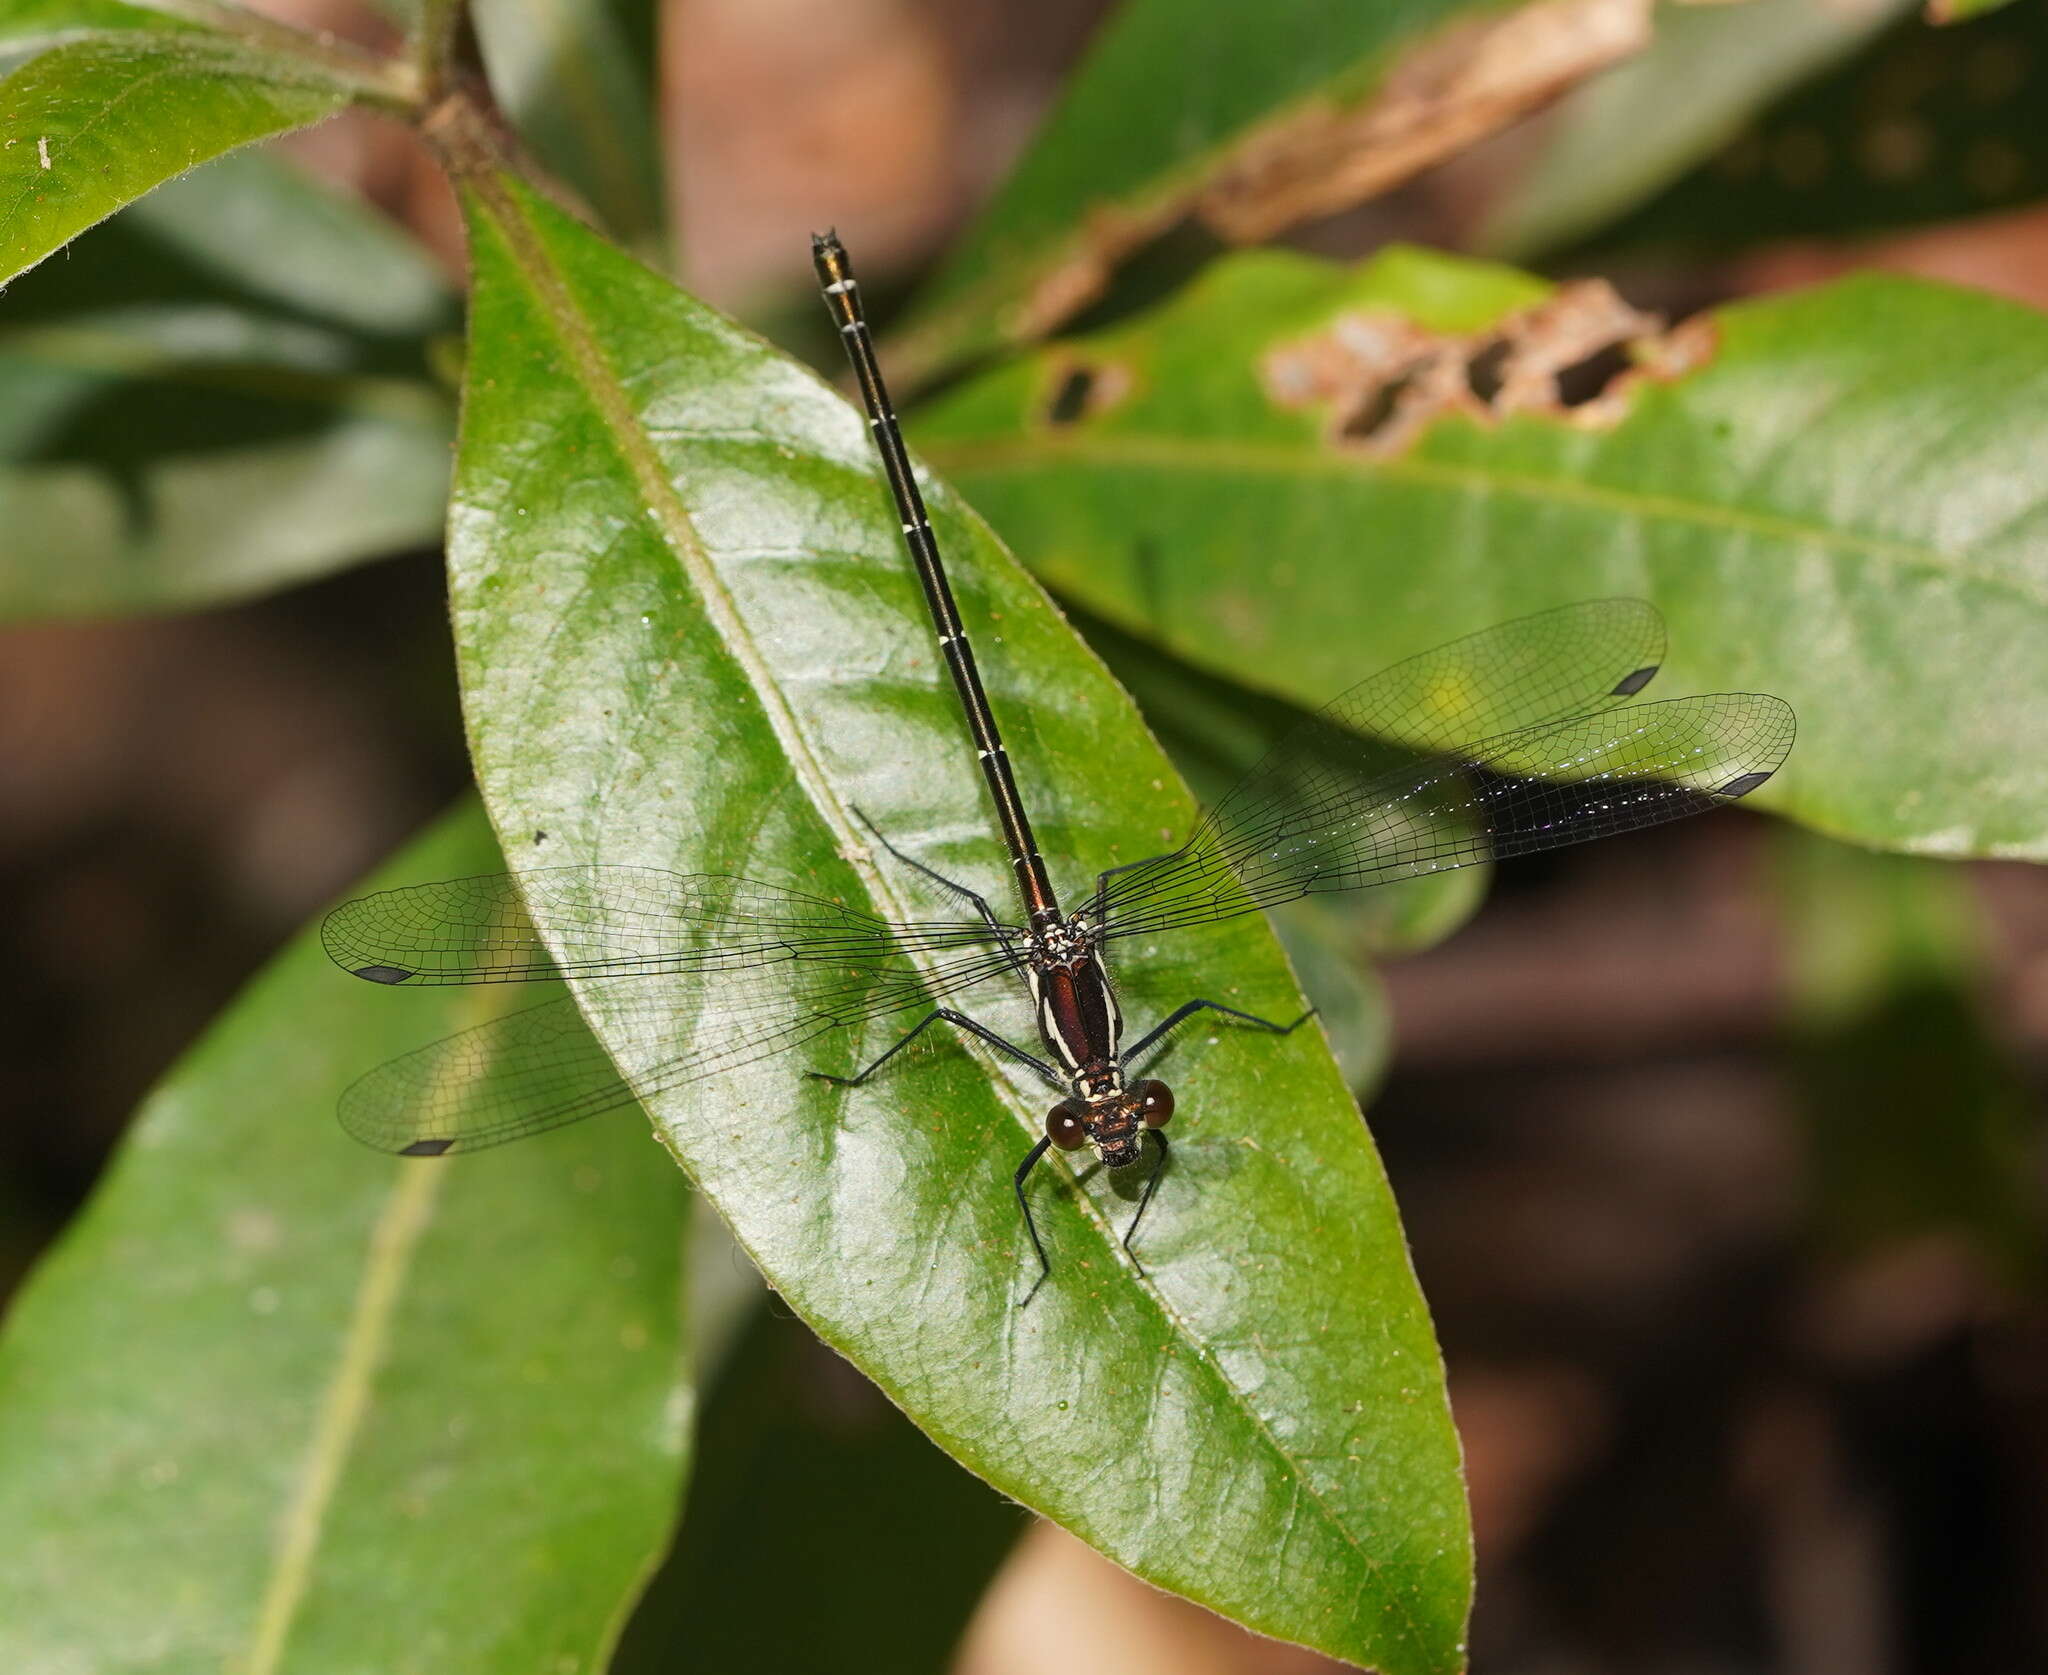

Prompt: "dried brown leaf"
[1199,0,1653,244]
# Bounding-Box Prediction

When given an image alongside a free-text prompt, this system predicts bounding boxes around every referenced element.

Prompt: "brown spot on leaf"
[1042,357,1133,427]
[1262,280,1711,455]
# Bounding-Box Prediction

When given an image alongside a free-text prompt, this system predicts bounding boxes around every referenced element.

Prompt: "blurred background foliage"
[1,0,2044,1670]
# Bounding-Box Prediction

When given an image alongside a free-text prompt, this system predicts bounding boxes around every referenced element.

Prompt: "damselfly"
[323,233,1795,1282]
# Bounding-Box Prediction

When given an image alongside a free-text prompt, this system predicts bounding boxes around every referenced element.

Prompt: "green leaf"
[0,147,455,619]
[1930,0,2019,23]
[0,33,358,285]
[0,800,691,1672]
[450,169,1469,1672]
[887,0,1648,387]
[617,1304,1022,1675]
[472,0,667,263]
[1477,0,1918,261]
[913,246,2048,859]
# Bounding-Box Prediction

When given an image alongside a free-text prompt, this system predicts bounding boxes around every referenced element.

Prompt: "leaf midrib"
[242,1160,445,1672]
[921,430,2048,613]
[467,173,1427,1656]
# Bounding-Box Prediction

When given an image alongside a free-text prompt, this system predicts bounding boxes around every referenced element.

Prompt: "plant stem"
[413,0,468,103]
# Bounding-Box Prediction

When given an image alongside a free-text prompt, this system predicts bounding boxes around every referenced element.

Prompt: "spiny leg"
[1121,1129,1170,1271]
[809,1007,1063,1091]
[1014,1135,1053,1302]
[1125,997,1314,1070]
[851,803,1027,978]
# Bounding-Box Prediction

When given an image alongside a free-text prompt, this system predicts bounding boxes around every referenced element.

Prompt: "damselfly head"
[1047,1079,1174,1170]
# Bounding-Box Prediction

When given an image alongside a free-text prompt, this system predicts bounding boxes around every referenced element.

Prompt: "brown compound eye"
[1133,1079,1174,1128]
[1046,1100,1089,1151]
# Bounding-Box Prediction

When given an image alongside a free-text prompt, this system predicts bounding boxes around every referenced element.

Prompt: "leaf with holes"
[0,801,690,1672]
[885,0,1651,388]
[0,148,455,620]
[444,162,1468,1672]
[913,245,2048,859]
[0,32,367,286]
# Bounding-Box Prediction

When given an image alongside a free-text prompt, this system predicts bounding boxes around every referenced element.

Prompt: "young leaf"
[913,246,2048,860]
[0,148,454,619]
[887,0,1649,387]
[0,33,366,285]
[448,165,1469,1672]
[0,800,690,1673]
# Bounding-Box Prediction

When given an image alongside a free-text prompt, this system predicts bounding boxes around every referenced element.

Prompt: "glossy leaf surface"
[0,802,690,1673]
[449,170,1468,1671]
[914,246,2048,859]
[0,32,352,285]
[0,147,454,618]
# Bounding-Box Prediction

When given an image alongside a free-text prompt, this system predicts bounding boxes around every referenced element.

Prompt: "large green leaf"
[913,246,2048,859]
[1476,0,1918,262]
[0,800,690,1673]
[472,0,667,264]
[887,0,1647,387]
[0,147,454,619]
[0,32,361,285]
[448,168,1468,1672]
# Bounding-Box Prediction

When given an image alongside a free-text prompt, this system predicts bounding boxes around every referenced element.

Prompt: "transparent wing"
[322,867,1007,986]
[1098,693,1796,942]
[1296,597,1668,754]
[337,936,1027,1154]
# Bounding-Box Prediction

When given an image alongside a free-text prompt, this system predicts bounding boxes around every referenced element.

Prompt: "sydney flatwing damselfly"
[323,233,1795,1284]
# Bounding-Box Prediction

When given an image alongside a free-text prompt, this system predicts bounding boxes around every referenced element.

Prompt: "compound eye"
[1133,1079,1175,1128]
[1046,1100,1089,1151]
